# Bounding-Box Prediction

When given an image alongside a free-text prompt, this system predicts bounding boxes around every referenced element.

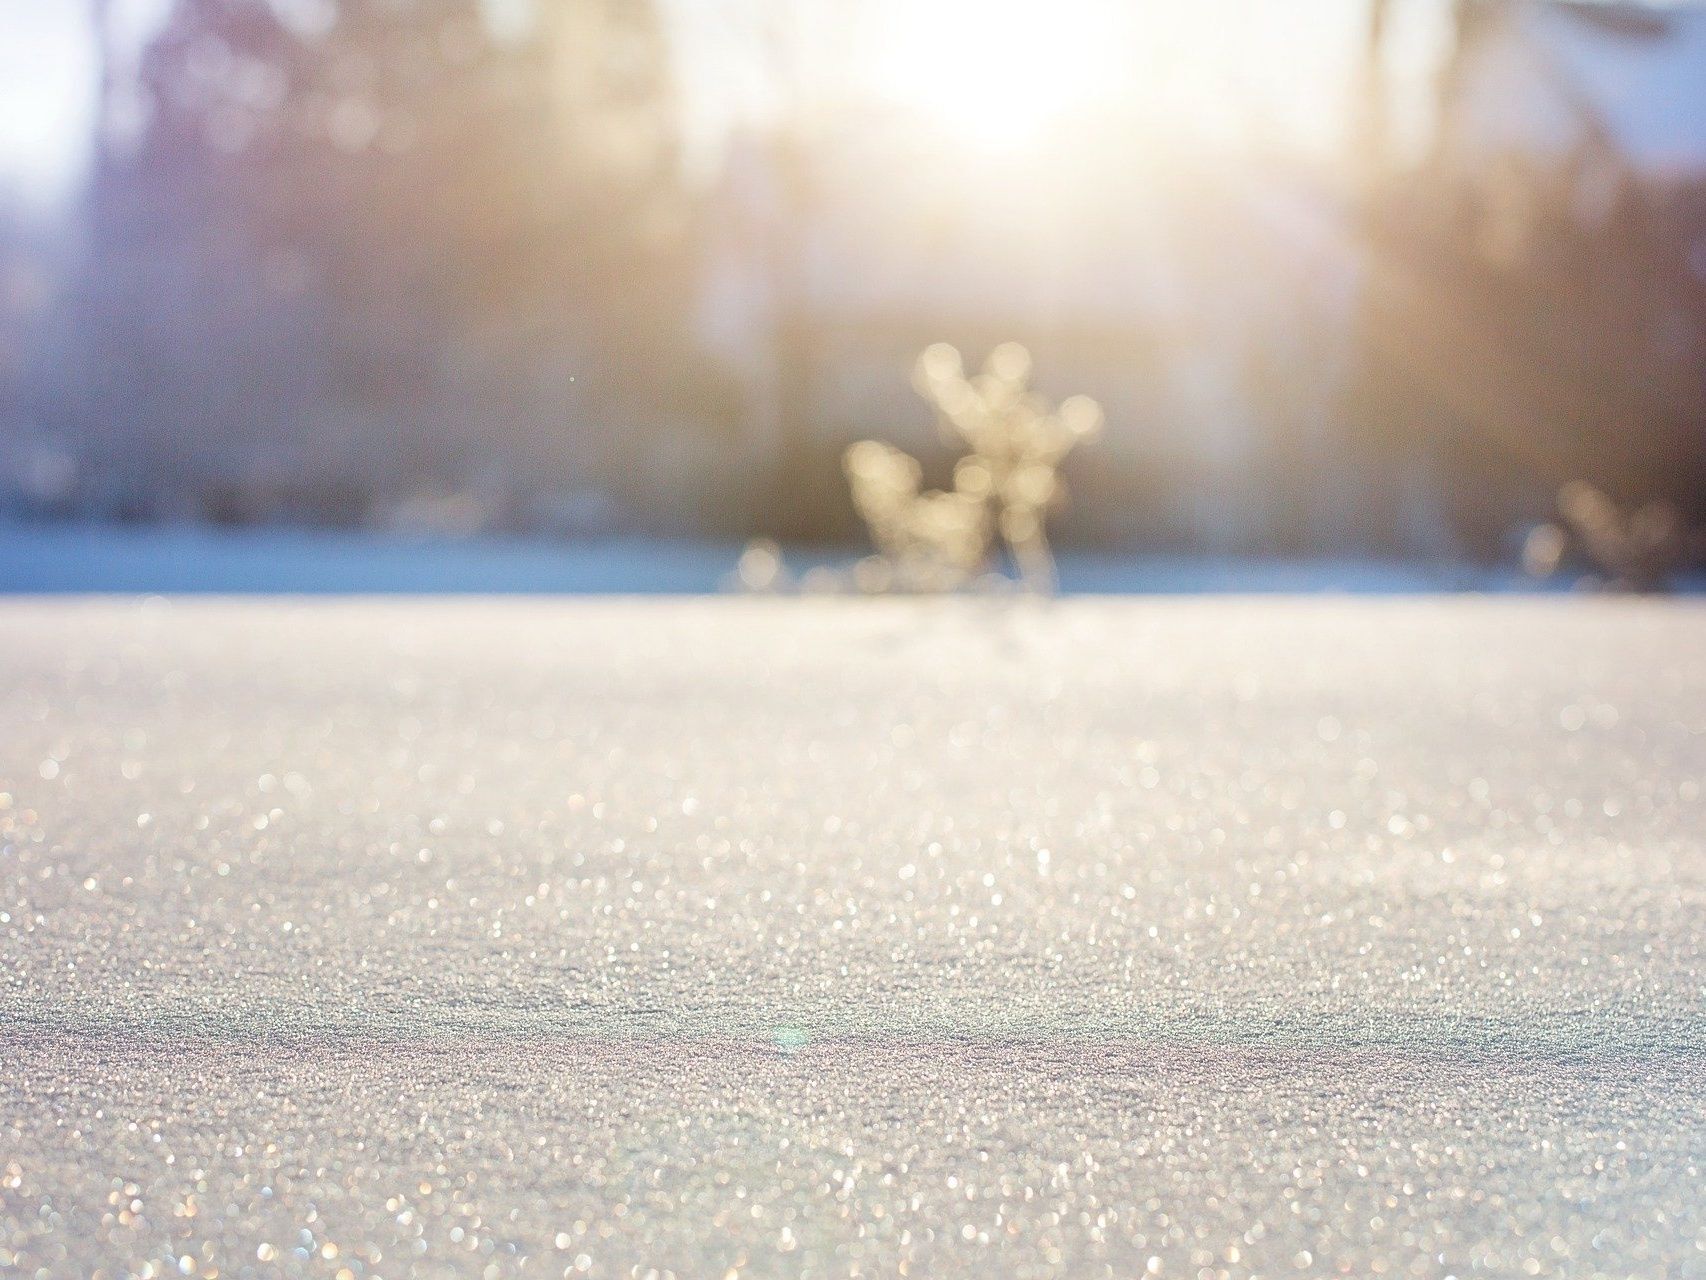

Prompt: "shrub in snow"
[843,343,1102,593]
[1523,480,1702,592]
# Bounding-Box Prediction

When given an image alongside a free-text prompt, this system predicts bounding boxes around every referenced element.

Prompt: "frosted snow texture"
[2,599,1702,1277]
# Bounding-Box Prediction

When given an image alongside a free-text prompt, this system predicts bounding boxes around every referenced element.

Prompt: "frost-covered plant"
[842,441,992,592]
[844,342,1102,592]
[1523,481,1701,593]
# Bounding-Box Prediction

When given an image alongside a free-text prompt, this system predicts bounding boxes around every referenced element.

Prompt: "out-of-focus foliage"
[842,343,1100,592]
[1523,480,1703,592]
[12,0,715,529]
[1346,1,1706,561]
[842,438,990,592]
[1,0,1704,566]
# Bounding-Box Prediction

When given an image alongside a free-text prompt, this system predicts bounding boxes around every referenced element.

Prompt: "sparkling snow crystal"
[0,598,1702,1278]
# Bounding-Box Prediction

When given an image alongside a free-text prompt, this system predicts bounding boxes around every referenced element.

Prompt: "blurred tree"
[1339,0,1706,558]
[36,0,694,526]
[1353,0,1392,178]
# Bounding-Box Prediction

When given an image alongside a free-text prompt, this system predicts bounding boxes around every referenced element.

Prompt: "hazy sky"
[0,0,1395,203]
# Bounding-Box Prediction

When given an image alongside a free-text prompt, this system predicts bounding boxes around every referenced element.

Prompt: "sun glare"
[864,0,1131,152]
[848,0,1374,161]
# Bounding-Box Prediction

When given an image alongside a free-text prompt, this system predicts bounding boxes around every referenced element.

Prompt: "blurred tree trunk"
[89,0,116,165]
[1352,0,1392,183]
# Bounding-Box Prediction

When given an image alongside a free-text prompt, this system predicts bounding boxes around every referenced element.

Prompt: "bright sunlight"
[861,0,1133,151]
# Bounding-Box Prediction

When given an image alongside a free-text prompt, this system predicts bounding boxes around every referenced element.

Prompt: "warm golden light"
[844,0,1382,160]
[864,0,1131,152]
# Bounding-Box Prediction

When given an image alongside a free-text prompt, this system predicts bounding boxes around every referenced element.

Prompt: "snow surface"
[1,597,1703,1278]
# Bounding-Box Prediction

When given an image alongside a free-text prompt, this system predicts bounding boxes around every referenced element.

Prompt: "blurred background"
[0,0,1703,585]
